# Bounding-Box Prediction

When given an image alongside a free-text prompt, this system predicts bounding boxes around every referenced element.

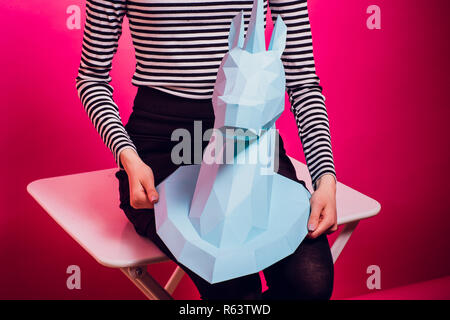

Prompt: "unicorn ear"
[268,16,287,58]
[228,10,245,50]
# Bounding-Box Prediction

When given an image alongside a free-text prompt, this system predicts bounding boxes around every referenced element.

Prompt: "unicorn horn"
[243,0,265,53]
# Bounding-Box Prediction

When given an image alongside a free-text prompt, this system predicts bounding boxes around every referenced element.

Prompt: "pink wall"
[1,0,449,299]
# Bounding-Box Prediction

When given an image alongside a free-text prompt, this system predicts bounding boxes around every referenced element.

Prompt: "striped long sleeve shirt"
[75,0,336,190]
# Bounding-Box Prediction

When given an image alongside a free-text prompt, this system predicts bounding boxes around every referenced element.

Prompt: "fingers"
[308,204,337,239]
[129,177,153,209]
[123,155,160,210]
[307,199,322,235]
[128,169,158,210]
[326,220,338,234]
[309,217,331,239]
[141,170,159,204]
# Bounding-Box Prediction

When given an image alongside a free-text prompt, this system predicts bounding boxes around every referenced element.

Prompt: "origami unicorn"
[154,0,311,284]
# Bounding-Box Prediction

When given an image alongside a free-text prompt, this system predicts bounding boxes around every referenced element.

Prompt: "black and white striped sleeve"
[270,0,336,190]
[75,0,137,168]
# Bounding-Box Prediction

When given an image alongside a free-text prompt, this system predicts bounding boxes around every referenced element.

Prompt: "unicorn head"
[212,0,287,134]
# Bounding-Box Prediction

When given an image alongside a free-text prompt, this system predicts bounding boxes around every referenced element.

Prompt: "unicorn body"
[188,1,286,248]
[154,0,311,284]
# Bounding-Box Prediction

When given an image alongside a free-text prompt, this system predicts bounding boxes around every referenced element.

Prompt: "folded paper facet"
[154,0,311,284]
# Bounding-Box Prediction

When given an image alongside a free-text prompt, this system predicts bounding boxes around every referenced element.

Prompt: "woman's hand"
[120,148,159,209]
[307,174,338,239]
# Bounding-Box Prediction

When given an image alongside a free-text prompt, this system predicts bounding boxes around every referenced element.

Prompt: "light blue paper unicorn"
[154,0,311,284]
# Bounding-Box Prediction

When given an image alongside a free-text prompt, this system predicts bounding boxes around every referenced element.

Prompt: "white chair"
[27,158,380,299]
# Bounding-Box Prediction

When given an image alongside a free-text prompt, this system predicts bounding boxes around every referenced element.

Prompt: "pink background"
[1,0,449,299]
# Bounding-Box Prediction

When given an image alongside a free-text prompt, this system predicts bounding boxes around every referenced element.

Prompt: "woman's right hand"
[120,148,159,209]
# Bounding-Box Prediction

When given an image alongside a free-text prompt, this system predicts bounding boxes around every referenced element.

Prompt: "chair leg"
[331,221,359,264]
[121,266,173,300]
[165,266,185,295]
[122,221,359,299]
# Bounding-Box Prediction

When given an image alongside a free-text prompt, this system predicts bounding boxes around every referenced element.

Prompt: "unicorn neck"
[200,124,277,171]
[187,124,278,247]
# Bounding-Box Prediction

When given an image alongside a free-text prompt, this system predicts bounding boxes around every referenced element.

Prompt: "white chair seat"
[27,158,381,299]
[27,168,168,268]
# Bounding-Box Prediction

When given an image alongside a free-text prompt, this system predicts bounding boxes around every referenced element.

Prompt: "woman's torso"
[125,0,269,99]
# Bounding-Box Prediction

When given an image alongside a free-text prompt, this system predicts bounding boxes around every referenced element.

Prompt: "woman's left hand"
[307,174,338,239]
